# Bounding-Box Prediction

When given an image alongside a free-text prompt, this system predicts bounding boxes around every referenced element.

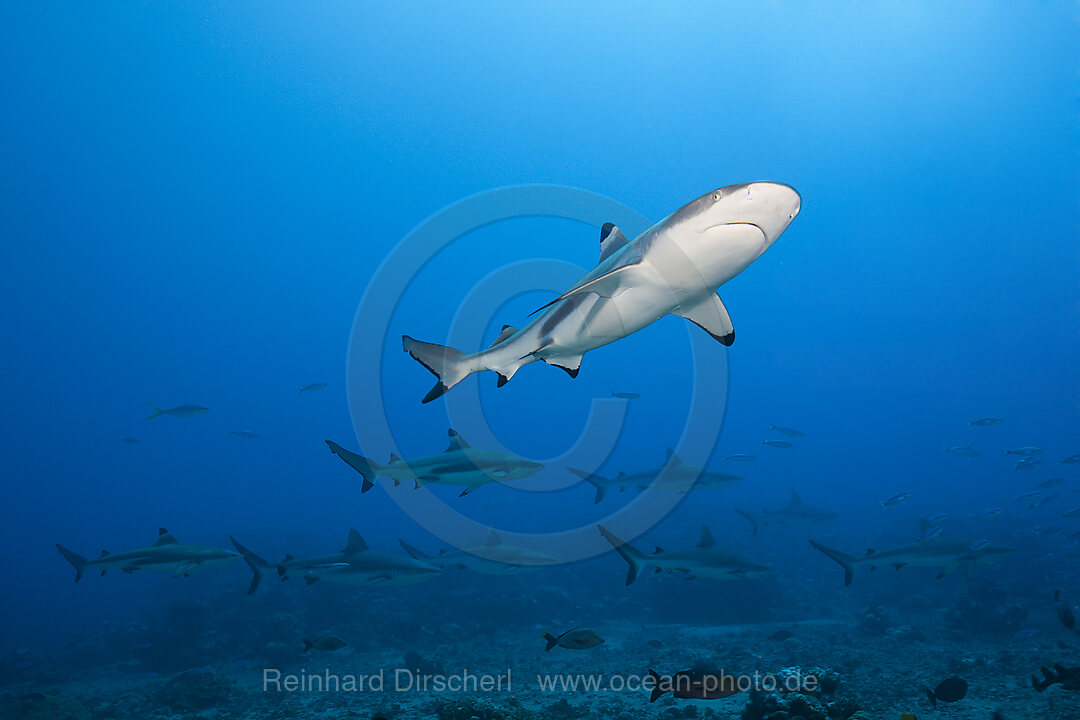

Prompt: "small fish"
[301,635,347,653]
[1038,477,1066,489]
[132,642,153,650]
[121,437,140,444]
[648,668,742,702]
[925,676,968,706]
[1064,507,1080,519]
[946,446,980,458]
[1036,524,1065,536]
[229,431,260,439]
[920,526,943,541]
[298,383,329,396]
[541,627,604,651]
[969,417,1004,427]
[145,404,209,419]
[761,440,794,449]
[1015,491,1042,502]
[969,539,992,551]
[1060,454,1080,466]
[1015,457,1044,472]
[768,629,794,642]
[768,424,804,437]
[724,454,756,462]
[882,492,913,508]
[609,391,641,400]
[970,508,1004,518]
[926,513,949,523]
[1014,628,1039,638]
[1005,446,1043,457]
[1041,494,1061,506]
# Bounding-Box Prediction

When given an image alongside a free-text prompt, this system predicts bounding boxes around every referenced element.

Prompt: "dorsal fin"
[485,528,502,547]
[154,528,179,546]
[598,223,629,263]
[698,525,716,549]
[790,490,804,506]
[100,550,110,558]
[666,449,683,466]
[388,452,402,463]
[488,325,518,348]
[617,471,627,478]
[284,554,294,562]
[653,546,665,555]
[343,529,369,554]
[445,429,470,453]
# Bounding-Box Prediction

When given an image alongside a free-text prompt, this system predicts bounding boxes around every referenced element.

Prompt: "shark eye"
[711,191,722,201]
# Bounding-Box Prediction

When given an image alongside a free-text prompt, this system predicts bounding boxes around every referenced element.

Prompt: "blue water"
[1,2,1078,715]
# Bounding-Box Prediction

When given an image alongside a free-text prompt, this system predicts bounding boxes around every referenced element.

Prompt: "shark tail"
[301,638,314,653]
[402,335,485,403]
[734,508,759,538]
[324,440,379,492]
[230,537,272,595]
[809,539,856,586]
[569,467,608,504]
[56,544,88,583]
[541,632,559,651]
[648,669,666,702]
[597,525,645,586]
[145,403,166,420]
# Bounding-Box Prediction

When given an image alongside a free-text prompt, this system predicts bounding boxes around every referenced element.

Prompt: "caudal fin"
[648,669,667,702]
[597,525,645,585]
[56,544,88,582]
[402,335,478,403]
[569,467,608,504]
[230,537,271,595]
[301,638,314,653]
[809,539,857,586]
[145,403,166,420]
[734,508,760,538]
[541,632,559,651]
[325,440,378,492]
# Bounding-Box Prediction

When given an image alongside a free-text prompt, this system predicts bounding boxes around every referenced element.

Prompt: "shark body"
[569,450,741,503]
[56,528,239,581]
[810,522,1015,586]
[735,490,838,537]
[403,183,801,402]
[325,429,544,495]
[399,529,560,574]
[598,524,770,585]
[230,530,441,594]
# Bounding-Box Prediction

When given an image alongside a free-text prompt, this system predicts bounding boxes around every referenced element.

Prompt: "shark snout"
[745,182,800,245]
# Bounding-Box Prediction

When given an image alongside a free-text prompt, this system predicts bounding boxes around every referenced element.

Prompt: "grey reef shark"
[325,429,544,496]
[598,524,771,585]
[57,528,239,581]
[402,182,801,402]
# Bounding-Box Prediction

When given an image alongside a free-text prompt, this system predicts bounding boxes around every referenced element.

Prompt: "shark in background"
[568,450,742,503]
[325,429,544,496]
[598,524,771,585]
[399,529,560,574]
[230,529,441,594]
[810,521,1015,586]
[402,183,801,402]
[735,490,839,538]
[56,528,239,582]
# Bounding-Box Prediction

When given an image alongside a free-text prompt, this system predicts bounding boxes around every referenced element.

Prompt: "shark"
[56,528,239,582]
[402,183,801,402]
[398,529,560,574]
[325,429,545,496]
[598,524,771,585]
[735,490,838,538]
[230,530,441,594]
[568,450,741,503]
[810,521,1015,586]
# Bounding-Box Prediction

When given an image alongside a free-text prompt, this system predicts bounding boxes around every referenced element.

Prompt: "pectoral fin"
[529,262,639,316]
[672,294,734,346]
